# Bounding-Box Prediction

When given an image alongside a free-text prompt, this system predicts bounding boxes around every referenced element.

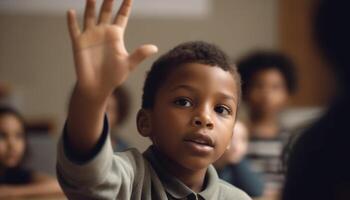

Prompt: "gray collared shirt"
[57,119,251,200]
[144,146,249,200]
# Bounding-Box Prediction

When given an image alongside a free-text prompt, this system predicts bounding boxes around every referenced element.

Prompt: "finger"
[83,0,96,30]
[129,44,158,70]
[113,0,132,28]
[98,0,114,24]
[67,9,81,40]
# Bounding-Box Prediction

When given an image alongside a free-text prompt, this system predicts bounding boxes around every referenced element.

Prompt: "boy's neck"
[153,146,207,193]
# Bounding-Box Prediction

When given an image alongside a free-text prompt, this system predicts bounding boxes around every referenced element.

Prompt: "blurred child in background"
[237,52,297,195]
[106,86,131,151]
[214,120,264,198]
[0,105,62,198]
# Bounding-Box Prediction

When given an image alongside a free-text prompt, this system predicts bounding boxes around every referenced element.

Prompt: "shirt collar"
[143,145,219,199]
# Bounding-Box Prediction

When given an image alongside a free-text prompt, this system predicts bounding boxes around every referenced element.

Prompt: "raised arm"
[66,0,157,157]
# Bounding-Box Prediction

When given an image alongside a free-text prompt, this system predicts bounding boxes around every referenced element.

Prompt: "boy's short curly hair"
[237,51,297,97]
[142,41,241,109]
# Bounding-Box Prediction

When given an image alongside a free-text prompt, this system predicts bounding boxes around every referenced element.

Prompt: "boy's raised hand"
[65,0,157,155]
[67,0,157,100]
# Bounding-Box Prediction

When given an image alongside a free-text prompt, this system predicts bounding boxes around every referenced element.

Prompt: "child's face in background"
[222,121,249,164]
[0,114,25,168]
[246,68,289,115]
[148,63,238,171]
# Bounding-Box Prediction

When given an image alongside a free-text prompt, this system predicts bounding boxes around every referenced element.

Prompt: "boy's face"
[144,63,238,171]
[246,68,289,114]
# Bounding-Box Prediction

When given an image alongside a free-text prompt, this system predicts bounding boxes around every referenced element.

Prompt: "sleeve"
[56,116,143,200]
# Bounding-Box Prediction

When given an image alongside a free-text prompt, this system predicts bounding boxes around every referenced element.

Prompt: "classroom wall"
[278,0,336,106]
[0,0,278,151]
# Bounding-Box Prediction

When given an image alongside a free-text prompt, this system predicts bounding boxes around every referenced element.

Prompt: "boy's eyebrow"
[170,85,197,92]
[220,93,237,103]
[170,85,237,103]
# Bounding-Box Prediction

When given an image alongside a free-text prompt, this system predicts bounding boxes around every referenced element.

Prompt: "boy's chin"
[162,152,211,172]
[178,157,213,171]
[152,144,214,171]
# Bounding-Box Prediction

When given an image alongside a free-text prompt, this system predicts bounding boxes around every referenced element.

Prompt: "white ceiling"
[0,0,211,18]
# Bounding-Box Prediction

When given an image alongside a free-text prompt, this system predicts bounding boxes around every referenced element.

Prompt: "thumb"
[129,44,158,70]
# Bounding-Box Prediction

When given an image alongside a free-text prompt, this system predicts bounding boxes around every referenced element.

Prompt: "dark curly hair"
[141,41,241,109]
[0,105,26,131]
[237,51,297,98]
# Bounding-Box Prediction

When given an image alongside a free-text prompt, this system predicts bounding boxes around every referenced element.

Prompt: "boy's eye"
[214,105,231,116]
[173,98,193,107]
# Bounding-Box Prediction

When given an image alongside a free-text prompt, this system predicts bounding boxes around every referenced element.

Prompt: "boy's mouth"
[183,133,214,148]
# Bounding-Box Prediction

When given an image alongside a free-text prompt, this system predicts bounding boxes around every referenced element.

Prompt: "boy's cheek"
[216,136,233,157]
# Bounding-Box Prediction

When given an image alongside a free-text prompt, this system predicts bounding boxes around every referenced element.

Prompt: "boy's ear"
[136,109,152,137]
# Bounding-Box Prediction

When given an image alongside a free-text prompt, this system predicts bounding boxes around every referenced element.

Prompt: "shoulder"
[113,148,152,178]
[1,167,33,184]
[217,179,252,200]
[114,148,145,167]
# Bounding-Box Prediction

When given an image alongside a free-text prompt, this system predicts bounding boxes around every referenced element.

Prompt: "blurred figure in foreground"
[214,120,264,198]
[282,0,350,200]
[0,105,62,198]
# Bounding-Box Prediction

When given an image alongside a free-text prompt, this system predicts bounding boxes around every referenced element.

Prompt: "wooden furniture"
[278,0,336,107]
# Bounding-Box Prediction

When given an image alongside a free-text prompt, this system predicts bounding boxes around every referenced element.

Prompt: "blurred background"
[0,0,336,198]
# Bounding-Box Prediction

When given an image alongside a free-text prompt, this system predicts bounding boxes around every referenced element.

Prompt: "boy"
[57,0,250,199]
[237,52,296,195]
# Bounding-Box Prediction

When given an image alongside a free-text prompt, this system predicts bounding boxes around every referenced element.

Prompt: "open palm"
[67,0,157,98]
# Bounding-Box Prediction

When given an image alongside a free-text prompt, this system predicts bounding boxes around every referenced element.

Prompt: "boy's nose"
[192,115,214,129]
